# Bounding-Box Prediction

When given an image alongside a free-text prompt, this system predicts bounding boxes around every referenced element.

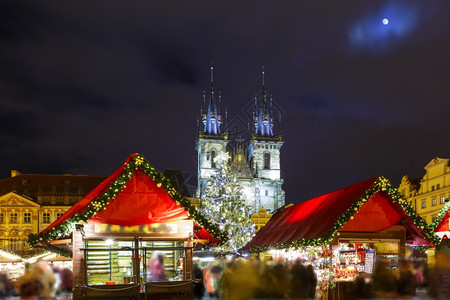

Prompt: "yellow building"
[398,157,450,224]
[251,207,273,232]
[0,170,106,257]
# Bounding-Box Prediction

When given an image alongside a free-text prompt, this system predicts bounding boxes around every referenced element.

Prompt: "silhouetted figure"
[148,252,166,282]
[306,264,317,299]
[289,260,308,299]
[255,262,290,299]
[60,268,73,292]
[193,263,205,299]
[349,272,372,299]
[397,260,417,297]
[372,258,396,298]
[204,260,222,298]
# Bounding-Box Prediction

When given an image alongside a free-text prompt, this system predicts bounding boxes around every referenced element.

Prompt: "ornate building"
[398,157,450,224]
[0,170,106,255]
[196,64,285,214]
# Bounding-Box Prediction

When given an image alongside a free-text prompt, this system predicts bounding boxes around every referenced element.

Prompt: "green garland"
[429,198,450,232]
[29,154,227,250]
[33,245,72,258]
[246,176,441,253]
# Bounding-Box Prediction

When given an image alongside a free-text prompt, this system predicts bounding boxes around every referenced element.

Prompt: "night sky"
[1,1,449,204]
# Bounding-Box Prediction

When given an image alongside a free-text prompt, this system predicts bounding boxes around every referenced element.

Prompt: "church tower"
[196,63,228,197]
[247,67,285,212]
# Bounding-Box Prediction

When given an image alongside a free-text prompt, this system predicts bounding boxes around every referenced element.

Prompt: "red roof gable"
[31,154,225,249]
[431,201,450,233]
[242,176,437,252]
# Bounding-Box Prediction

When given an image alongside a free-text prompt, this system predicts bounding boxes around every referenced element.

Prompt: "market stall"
[241,176,438,299]
[430,199,450,256]
[30,154,225,300]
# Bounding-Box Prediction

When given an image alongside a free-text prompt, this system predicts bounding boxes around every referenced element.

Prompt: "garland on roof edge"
[246,177,441,253]
[430,198,450,232]
[28,154,228,250]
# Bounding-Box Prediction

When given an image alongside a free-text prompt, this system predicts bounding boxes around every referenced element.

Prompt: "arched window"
[211,150,216,168]
[264,153,270,169]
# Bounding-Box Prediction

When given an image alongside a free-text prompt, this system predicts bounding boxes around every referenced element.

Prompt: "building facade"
[398,157,450,224]
[0,171,106,255]
[196,65,285,214]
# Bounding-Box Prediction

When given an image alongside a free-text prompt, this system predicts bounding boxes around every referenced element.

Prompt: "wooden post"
[184,238,193,280]
[72,229,86,286]
[133,239,140,285]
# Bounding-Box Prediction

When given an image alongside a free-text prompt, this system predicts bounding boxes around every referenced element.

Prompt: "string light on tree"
[199,162,255,252]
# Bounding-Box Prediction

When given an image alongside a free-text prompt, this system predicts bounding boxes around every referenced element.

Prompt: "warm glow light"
[105,239,114,245]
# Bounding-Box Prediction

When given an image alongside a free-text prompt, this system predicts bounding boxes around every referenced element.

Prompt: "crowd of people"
[0,261,72,300]
[192,253,450,300]
[193,258,318,300]
[1,253,449,299]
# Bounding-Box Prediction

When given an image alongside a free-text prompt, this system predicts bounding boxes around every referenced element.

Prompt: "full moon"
[383,18,389,25]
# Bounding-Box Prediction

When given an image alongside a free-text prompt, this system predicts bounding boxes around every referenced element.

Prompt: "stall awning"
[31,154,225,252]
[241,176,437,252]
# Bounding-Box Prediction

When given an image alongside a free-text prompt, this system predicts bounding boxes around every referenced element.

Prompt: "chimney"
[11,170,21,177]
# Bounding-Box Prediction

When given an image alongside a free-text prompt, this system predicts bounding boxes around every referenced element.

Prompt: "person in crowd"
[219,259,260,300]
[203,259,223,298]
[349,272,373,299]
[372,257,397,298]
[435,252,450,298]
[306,264,318,298]
[254,261,290,299]
[396,259,417,298]
[193,263,205,299]
[148,252,166,282]
[52,266,62,295]
[17,272,42,300]
[289,260,308,299]
[0,271,14,298]
[33,261,57,300]
[60,267,73,293]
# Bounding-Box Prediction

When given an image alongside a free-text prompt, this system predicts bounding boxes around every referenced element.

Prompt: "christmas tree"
[199,162,255,252]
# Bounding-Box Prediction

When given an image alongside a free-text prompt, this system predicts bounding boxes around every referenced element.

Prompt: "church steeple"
[201,62,223,136]
[253,66,274,137]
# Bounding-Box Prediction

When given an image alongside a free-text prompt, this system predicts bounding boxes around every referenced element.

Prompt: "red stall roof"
[431,200,450,233]
[31,154,225,251]
[241,176,438,252]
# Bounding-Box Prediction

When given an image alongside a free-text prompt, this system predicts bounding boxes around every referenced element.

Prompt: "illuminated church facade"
[196,64,285,214]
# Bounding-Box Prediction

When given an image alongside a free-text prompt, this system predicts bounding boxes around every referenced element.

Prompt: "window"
[421,201,426,209]
[437,184,440,189]
[56,213,64,219]
[431,185,435,191]
[84,240,188,285]
[432,198,437,206]
[265,190,269,196]
[264,153,270,169]
[0,213,3,224]
[441,196,446,204]
[211,150,216,168]
[23,212,31,223]
[10,212,18,224]
[43,213,51,223]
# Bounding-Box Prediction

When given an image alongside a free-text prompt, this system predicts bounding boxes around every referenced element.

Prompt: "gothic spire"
[254,66,274,137]
[201,62,223,136]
